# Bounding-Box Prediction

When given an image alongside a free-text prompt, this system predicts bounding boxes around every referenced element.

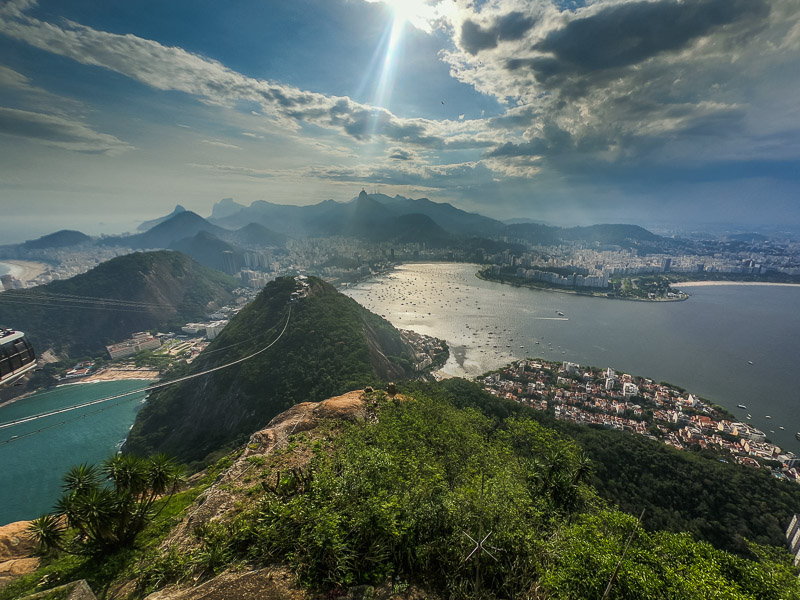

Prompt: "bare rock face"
[164,390,368,550]
[0,520,39,589]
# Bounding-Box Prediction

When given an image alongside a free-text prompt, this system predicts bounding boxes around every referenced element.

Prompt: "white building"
[623,382,639,398]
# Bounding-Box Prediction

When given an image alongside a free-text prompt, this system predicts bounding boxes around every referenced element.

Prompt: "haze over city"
[2,0,800,243]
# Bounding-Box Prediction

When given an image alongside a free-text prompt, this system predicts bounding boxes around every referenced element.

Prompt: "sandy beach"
[676,281,800,288]
[79,367,161,383]
[0,260,49,283]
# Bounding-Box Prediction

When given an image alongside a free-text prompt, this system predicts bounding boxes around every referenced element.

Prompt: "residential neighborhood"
[478,359,800,483]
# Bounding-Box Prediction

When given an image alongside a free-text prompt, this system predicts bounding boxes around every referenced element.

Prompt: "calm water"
[0,380,151,525]
[346,263,800,454]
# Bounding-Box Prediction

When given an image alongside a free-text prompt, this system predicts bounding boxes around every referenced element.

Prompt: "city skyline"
[1,0,800,242]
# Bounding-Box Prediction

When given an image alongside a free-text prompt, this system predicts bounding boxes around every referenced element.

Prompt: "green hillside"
[124,276,415,465]
[0,251,237,358]
[5,383,799,600]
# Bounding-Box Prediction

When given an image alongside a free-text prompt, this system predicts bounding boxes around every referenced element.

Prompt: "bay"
[345,262,800,454]
[0,380,151,525]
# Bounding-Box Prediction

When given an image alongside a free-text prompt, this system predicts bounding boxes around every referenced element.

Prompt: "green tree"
[29,454,184,555]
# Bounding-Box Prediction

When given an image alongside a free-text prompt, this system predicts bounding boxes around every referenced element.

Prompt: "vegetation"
[135,390,799,599]
[0,481,207,600]
[124,277,415,465]
[0,251,237,357]
[412,379,800,556]
[28,454,184,556]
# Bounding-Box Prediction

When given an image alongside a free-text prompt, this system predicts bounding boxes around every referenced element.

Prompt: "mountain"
[209,197,247,220]
[210,198,339,234]
[21,230,91,249]
[370,193,507,235]
[102,211,226,249]
[0,250,237,357]
[124,276,415,465]
[225,222,287,247]
[506,222,664,248]
[383,213,451,245]
[170,231,243,273]
[136,204,186,231]
[209,192,506,240]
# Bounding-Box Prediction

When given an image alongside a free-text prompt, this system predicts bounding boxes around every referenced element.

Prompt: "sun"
[373,0,436,31]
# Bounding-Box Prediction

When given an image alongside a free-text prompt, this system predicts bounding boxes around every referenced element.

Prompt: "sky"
[1,0,799,242]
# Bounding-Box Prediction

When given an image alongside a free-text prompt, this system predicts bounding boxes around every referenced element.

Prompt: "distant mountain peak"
[22,229,91,249]
[211,198,247,220]
[136,204,187,232]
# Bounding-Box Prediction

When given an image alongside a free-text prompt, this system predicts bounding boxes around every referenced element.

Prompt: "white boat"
[737,404,747,409]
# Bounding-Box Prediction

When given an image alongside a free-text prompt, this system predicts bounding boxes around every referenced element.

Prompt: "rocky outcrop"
[0,520,38,589]
[163,390,371,550]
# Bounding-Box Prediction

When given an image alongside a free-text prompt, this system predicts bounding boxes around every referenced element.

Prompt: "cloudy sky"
[1,0,799,241]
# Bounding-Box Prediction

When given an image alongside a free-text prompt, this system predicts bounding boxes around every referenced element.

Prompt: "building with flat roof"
[106,332,161,360]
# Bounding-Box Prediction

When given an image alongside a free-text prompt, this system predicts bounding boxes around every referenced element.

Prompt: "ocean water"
[0,380,152,525]
[0,262,10,276]
[345,263,800,454]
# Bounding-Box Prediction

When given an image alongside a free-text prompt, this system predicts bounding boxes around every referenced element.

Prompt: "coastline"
[475,270,688,302]
[62,367,161,384]
[0,259,49,283]
[0,368,159,408]
[675,281,800,288]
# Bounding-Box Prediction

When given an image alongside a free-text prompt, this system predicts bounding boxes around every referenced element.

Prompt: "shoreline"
[61,367,161,385]
[0,259,49,283]
[1,369,160,408]
[475,270,688,302]
[675,281,800,288]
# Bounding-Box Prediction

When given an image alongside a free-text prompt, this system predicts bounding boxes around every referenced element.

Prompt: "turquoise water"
[346,263,800,455]
[0,380,152,525]
[0,262,10,276]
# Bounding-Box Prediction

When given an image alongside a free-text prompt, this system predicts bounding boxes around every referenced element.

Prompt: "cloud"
[530,0,769,78]
[0,3,480,151]
[0,106,132,153]
[188,163,275,178]
[301,159,497,190]
[438,0,800,177]
[387,147,416,161]
[201,139,241,149]
[460,11,536,55]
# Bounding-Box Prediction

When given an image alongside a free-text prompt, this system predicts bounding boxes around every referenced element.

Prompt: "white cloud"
[201,139,241,150]
[188,163,274,178]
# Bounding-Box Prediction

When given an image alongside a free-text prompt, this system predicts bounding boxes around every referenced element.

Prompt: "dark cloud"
[461,11,536,55]
[388,147,414,160]
[0,106,131,153]
[530,0,770,78]
[487,123,574,158]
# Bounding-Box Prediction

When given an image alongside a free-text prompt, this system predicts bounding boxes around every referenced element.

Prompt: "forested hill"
[124,276,415,465]
[0,251,237,358]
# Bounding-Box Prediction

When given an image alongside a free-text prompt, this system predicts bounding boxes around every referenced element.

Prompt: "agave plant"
[35,453,185,555]
[27,514,66,554]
